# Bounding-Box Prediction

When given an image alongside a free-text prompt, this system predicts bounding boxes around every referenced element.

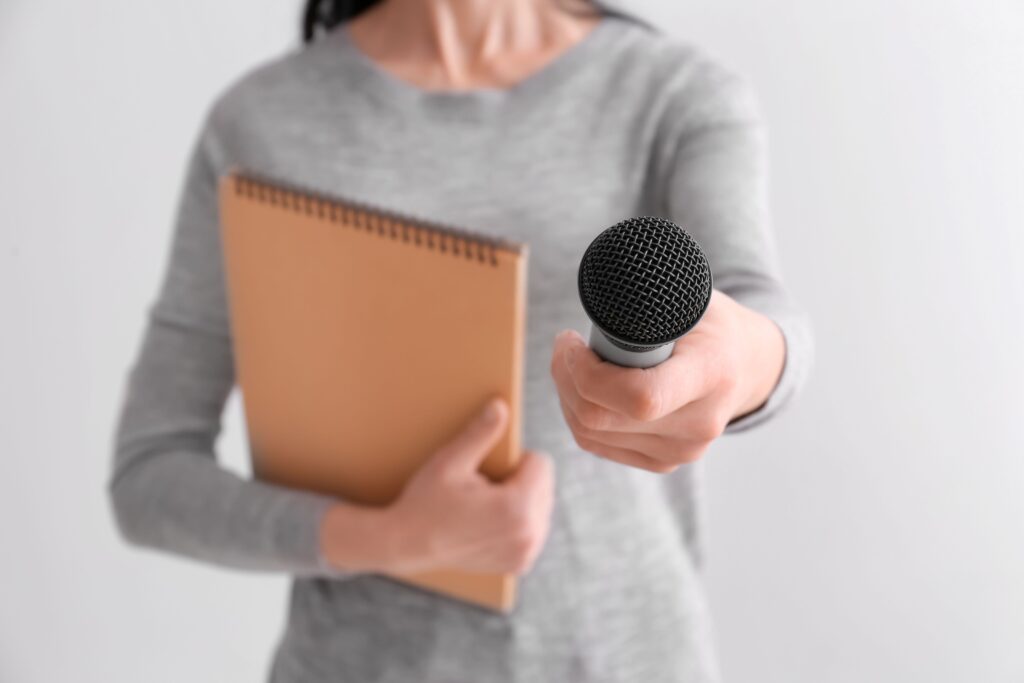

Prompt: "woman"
[110,0,812,680]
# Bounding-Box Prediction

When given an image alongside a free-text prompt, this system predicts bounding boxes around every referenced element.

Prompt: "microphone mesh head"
[578,216,713,348]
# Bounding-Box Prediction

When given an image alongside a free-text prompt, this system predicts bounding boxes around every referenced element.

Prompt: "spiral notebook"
[219,171,528,611]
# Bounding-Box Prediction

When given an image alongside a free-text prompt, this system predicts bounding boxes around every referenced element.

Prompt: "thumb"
[427,397,509,477]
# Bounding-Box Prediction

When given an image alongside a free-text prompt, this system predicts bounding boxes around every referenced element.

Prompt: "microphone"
[577,216,713,369]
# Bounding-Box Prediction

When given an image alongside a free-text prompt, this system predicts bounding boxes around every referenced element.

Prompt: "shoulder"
[604,16,761,129]
[208,37,340,127]
[194,36,353,164]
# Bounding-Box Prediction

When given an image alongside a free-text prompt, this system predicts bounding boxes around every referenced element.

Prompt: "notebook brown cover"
[219,171,528,611]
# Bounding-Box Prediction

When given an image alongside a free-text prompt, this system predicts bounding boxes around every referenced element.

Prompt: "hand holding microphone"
[551,217,786,473]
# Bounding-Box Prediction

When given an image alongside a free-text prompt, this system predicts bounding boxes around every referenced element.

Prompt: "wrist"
[733,305,786,418]
[319,501,402,573]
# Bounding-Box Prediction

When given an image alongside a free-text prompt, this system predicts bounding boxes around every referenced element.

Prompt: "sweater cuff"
[724,306,812,434]
[271,488,346,577]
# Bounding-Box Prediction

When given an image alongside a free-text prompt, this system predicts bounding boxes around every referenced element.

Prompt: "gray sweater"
[110,16,812,683]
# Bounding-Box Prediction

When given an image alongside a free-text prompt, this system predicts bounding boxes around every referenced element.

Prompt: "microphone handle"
[588,325,675,369]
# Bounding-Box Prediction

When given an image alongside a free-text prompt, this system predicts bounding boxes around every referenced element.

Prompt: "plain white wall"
[2,1,1022,681]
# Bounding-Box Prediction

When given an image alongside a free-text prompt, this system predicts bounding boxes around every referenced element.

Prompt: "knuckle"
[573,433,600,455]
[575,402,609,432]
[510,536,538,574]
[432,465,461,486]
[692,425,719,444]
[715,365,739,397]
[498,492,524,520]
[658,438,689,463]
[648,460,680,474]
[692,414,726,443]
[562,404,585,434]
[512,527,536,552]
[656,433,712,466]
[628,387,661,422]
[574,370,603,408]
[678,443,710,465]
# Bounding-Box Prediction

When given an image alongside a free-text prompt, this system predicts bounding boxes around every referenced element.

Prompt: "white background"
[2,1,1022,681]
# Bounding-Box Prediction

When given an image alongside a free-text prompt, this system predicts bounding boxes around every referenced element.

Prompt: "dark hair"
[301,0,638,44]
[302,0,375,42]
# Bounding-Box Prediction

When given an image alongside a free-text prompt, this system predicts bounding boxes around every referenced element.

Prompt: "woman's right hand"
[320,397,554,576]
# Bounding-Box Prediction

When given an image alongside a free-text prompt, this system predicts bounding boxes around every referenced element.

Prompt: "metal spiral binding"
[232,172,522,267]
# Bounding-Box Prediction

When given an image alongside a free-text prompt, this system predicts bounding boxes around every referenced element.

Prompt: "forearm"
[107,118,369,575]
[110,312,344,576]
[109,448,339,575]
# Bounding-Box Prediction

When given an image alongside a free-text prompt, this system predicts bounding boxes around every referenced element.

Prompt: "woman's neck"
[345,0,601,90]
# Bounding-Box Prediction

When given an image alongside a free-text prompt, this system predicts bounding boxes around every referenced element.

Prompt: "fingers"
[551,332,645,433]
[504,450,554,498]
[553,329,720,423]
[557,395,668,454]
[577,439,684,474]
[499,450,554,574]
[552,368,664,435]
[558,395,713,466]
[554,330,660,420]
[638,340,724,417]
[564,409,711,472]
[428,397,509,477]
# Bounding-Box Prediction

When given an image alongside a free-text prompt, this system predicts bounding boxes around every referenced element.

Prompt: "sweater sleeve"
[660,62,814,432]
[107,118,346,575]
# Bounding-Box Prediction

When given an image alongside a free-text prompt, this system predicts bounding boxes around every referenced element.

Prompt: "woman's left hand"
[550,290,786,473]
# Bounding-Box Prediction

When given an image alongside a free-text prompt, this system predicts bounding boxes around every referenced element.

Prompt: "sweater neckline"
[326,17,619,116]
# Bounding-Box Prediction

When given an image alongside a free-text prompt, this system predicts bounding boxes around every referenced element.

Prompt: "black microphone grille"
[578,216,713,349]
